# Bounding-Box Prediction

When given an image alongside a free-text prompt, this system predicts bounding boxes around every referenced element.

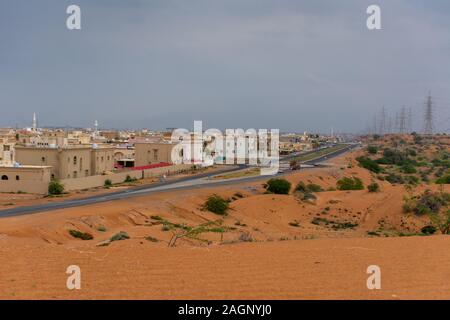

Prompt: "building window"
[73,171,77,178]
[153,149,158,161]
[85,170,89,177]
[41,157,46,163]
[73,156,77,165]
[3,145,10,151]
[101,156,104,162]
[16,175,20,181]
[1,175,8,180]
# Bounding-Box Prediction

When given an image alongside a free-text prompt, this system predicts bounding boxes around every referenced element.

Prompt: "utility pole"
[407,107,413,133]
[380,106,386,135]
[387,114,393,134]
[424,92,434,135]
[399,106,407,134]
[394,112,400,134]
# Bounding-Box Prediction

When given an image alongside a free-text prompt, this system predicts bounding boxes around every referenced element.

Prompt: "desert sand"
[1,149,449,299]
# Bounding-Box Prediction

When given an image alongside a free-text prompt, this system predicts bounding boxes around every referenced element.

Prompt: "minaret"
[94,120,99,137]
[32,112,37,131]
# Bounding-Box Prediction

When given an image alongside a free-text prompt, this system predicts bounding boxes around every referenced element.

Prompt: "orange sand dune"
[1,150,449,299]
[1,236,450,299]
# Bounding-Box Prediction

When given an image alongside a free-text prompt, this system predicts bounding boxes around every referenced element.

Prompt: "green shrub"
[295,181,322,193]
[69,230,93,240]
[145,236,159,242]
[367,145,378,154]
[124,175,137,183]
[376,149,413,166]
[48,180,64,195]
[436,175,450,184]
[337,177,364,190]
[407,149,417,157]
[110,231,130,241]
[401,164,417,174]
[405,175,420,185]
[203,194,229,215]
[104,179,112,187]
[421,225,437,235]
[385,173,405,184]
[356,156,382,173]
[367,183,380,193]
[266,178,291,194]
[295,181,307,192]
[405,190,450,216]
[306,183,323,192]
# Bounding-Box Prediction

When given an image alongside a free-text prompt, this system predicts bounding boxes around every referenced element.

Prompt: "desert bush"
[367,182,380,193]
[404,190,450,216]
[367,145,378,154]
[429,210,450,234]
[405,175,420,185]
[385,173,405,184]
[401,164,417,174]
[421,225,437,235]
[306,183,323,192]
[104,179,112,187]
[124,175,137,183]
[376,149,413,166]
[295,181,307,192]
[69,229,93,240]
[356,156,382,173]
[203,194,229,215]
[407,148,417,157]
[48,180,64,195]
[266,178,291,194]
[145,236,159,242]
[110,231,130,241]
[436,175,450,184]
[295,181,323,193]
[336,177,364,191]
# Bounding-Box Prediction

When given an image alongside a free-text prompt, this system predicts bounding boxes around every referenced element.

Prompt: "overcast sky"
[1,0,450,133]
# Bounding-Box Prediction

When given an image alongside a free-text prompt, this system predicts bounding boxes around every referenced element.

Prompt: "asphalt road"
[0,144,357,218]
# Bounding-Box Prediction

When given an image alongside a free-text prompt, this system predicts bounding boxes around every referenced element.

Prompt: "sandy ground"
[1,150,449,299]
[1,236,450,299]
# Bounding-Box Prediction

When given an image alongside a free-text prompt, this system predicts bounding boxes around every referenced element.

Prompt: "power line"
[423,92,434,135]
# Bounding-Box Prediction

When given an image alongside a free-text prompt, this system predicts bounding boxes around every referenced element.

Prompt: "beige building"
[0,137,14,166]
[15,145,115,180]
[134,142,177,167]
[114,147,135,168]
[0,166,51,194]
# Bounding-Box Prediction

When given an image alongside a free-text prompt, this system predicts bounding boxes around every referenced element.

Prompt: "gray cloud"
[1,0,449,132]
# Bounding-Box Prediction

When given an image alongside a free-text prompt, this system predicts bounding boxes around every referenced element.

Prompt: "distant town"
[0,113,349,195]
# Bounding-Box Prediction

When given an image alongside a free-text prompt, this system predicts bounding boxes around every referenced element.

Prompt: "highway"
[0,144,357,218]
